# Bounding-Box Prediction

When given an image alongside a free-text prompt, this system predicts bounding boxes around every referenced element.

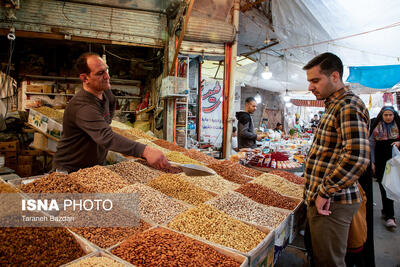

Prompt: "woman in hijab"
[370,106,400,229]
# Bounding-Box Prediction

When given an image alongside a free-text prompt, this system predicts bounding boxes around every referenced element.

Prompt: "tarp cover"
[346,65,400,89]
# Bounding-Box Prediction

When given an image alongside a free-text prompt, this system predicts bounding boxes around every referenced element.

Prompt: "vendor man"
[53,52,169,173]
[235,97,263,149]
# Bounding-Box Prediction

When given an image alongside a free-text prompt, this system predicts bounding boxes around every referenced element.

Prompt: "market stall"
[1,131,305,266]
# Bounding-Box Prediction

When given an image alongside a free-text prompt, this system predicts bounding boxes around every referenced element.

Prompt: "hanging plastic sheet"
[346,65,400,89]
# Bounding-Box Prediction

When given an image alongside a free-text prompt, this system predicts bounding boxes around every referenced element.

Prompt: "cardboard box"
[28,109,49,133]
[26,84,53,93]
[16,164,32,177]
[47,139,58,153]
[18,155,33,165]
[32,132,48,150]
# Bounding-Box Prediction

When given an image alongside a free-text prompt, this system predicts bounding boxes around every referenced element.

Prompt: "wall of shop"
[240,86,283,130]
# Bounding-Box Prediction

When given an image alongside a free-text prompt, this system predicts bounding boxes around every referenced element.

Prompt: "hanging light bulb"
[262,63,272,79]
[283,89,291,102]
[285,102,293,108]
[254,91,262,104]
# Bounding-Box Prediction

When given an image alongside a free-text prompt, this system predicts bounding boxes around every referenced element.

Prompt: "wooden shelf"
[136,105,156,115]
[161,94,188,99]
[176,102,187,105]
[25,123,60,142]
[26,92,74,96]
[115,95,141,99]
[22,75,141,85]
[176,124,186,127]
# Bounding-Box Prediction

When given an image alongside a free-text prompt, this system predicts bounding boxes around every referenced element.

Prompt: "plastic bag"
[382,145,400,202]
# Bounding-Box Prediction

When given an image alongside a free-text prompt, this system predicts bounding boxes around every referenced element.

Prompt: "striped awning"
[291,99,325,107]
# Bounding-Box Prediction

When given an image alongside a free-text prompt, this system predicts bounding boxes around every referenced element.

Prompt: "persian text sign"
[200,79,223,147]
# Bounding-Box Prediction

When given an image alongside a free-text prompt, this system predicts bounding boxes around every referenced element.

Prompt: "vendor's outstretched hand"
[142,146,169,169]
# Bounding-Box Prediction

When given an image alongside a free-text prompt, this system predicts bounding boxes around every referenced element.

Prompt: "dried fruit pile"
[219,160,263,178]
[147,174,215,206]
[269,170,305,185]
[235,183,300,210]
[0,227,85,266]
[166,151,202,165]
[207,163,252,184]
[20,173,84,193]
[180,173,239,194]
[183,149,220,165]
[153,139,186,152]
[253,173,303,199]
[108,161,160,184]
[112,227,241,267]
[68,256,125,267]
[167,204,267,253]
[71,220,151,248]
[69,166,129,193]
[118,184,188,224]
[0,182,16,193]
[136,159,183,174]
[208,191,288,229]
[135,139,170,154]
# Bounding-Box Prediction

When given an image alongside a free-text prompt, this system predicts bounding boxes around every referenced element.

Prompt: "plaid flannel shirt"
[304,88,370,206]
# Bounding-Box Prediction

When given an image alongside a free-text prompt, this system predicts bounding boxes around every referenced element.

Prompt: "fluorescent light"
[283,89,291,102]
[255,92,262,104]
[285,102,292,108]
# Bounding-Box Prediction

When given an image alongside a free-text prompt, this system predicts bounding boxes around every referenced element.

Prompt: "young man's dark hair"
[245,96,256,103]
[75,52,100,74]
[232,126,237,133]
[303,52,343,80]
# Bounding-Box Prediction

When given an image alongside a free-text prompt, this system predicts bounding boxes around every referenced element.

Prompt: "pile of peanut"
[167,204,267,253]
[118,184,188,224]
[183,149,220,165]
[0,227,85,266]
[71,220,151,248]
[147,174,215,206]
[68,256,125,267]
[166,151,202,165]
[253,173,304,199]
[112,127,138,141]
[269,170,305,185]
[235,183,300,210]
[108,161,161,184]
[207,163,253,184]
[153,139,186,152]
[180,173,239,194]
[112,227,241,267]
[69,166,129,193]
[208,191,288,229]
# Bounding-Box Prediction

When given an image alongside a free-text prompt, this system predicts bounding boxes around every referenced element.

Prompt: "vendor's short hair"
[303,52,343,80]
[245,97,256,103]
[276,122,282,127]
[232,126,237,133]
[75,52,100,74]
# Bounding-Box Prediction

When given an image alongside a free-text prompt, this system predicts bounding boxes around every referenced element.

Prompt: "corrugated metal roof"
[0,0,166,47]
[185,16,235,44]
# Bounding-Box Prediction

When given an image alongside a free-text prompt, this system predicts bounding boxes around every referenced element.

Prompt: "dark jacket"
[236,111,257,149]
[53,89,146,173]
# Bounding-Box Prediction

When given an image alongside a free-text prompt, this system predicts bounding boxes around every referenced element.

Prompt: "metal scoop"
[169,161,216,176]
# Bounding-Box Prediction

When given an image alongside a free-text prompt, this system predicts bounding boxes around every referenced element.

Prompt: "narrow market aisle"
[373,181,400,267]
[275,181,400,267]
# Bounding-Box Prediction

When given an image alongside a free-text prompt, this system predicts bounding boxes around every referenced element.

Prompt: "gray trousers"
[307,201,360,267]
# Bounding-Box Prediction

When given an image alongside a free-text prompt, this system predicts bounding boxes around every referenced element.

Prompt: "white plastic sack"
[382,145,400,202]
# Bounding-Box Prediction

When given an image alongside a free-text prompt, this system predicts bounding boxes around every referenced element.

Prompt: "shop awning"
[291,99,324,107]
[346,65,400,89]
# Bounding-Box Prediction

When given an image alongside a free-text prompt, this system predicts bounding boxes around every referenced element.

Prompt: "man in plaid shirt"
[303,53,370,266]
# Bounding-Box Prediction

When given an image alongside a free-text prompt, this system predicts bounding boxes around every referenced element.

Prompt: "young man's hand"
[315,195,331,216]
[142,146,169,169]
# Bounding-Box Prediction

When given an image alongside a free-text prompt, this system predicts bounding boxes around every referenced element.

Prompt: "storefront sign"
[200,78,223,147]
